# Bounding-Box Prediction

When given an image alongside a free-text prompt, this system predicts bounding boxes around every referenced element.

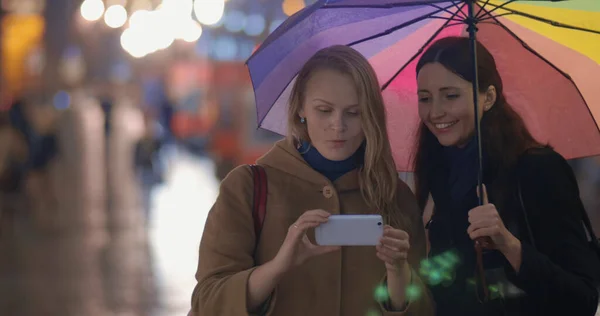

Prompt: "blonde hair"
[287,45,404,228]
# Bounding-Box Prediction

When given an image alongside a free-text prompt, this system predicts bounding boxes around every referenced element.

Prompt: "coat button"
[322,185,333,198]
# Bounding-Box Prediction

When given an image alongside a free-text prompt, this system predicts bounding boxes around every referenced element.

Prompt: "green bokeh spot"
[489,284,504,300]
[366,308,382,316]
[405,284,421,301]
[428,269,443,286]
[374,284,389,302]
[421,259,432,269]
[443,250,460,265]
[433,255,452,269]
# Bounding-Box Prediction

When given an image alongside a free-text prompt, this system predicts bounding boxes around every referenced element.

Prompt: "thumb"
[477,184,489,204]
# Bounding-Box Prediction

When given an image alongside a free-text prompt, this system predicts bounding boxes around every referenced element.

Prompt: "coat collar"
[257,139,360,192]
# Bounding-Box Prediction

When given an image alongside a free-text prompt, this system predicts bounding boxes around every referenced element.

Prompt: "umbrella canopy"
[247,0,600,172]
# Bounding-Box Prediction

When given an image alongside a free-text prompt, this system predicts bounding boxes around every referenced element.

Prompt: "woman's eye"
[446,94,459,100]
[347,111,360,116]
[418,97,430,103]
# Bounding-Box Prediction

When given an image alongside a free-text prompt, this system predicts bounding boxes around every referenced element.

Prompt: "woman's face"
[417,62,495,147]
[299,69,365,161]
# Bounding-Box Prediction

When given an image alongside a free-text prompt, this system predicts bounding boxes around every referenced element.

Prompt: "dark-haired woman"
[413,36,600,316]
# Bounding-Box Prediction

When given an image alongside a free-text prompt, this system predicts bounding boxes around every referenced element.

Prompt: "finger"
[468,204,497,221]
[376,243,408,260]
[376,251,396,266]
[304,209,331,218]
[468,213,504,232]
[380,237,410,252]
[468,226,499,241]
[466,219,497,235]
[477,184,489,205]
[383,226,409,241]
[297,214,330,225]
[289,220,324,235]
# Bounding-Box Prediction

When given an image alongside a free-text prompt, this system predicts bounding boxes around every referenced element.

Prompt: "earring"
[300,117,306,124]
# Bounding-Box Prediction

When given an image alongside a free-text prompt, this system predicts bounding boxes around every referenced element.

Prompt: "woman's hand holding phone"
[271,209,341,274]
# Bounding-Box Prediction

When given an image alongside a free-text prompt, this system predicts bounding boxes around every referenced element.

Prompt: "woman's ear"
[483,85,497,112]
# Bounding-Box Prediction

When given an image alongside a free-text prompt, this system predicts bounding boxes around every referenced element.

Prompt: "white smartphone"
[315,214,384,246]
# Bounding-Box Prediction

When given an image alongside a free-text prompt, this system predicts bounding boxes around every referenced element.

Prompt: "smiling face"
[417,62,496,147]
[299,69,365,161]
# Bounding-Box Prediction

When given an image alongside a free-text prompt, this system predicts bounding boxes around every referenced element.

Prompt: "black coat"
[426,147,600,316]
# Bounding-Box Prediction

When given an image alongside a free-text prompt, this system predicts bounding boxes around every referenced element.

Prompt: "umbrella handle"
[475,236,494,249]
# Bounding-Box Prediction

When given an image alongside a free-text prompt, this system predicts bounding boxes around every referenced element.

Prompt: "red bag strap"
[249,164,268,241]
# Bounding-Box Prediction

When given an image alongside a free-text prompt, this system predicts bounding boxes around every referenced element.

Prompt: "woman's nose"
[330,114,346,132]
[429,100,446,119]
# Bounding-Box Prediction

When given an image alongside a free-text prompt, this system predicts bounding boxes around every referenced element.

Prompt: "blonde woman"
[190,46,433,316]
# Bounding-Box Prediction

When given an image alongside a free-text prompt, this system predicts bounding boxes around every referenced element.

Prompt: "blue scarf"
[298,141,364,182]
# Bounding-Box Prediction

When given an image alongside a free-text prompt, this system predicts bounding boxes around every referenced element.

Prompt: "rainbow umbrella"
[247,0,600,302]
[247,0,600,174]
[247,0,599,303]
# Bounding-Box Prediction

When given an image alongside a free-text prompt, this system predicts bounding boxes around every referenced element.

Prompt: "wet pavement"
[0,150,219,316]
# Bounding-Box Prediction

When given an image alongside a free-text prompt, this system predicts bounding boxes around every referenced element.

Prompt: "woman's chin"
[435,134,461,147]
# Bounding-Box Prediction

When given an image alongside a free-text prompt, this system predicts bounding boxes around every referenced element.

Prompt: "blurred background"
[0,0,597,315]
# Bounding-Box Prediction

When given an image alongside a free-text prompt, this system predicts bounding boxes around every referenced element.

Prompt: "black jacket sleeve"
[511,149,600,315]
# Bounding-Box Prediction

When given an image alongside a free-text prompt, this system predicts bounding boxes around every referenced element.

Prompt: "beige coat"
[191,140,433,315]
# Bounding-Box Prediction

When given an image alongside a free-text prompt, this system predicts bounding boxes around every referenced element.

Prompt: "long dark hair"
[413,36,543,210]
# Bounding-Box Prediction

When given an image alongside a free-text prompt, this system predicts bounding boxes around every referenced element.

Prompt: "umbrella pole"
[466,0,484,207]
[467,0,491,303]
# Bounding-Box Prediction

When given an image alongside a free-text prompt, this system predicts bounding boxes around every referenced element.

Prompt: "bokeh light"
[405,284,422,301]
[224,11,246,33]
[80,0,105,22]
[104,5,128,28]
[282,0,306,17]
[373,284,389,303]
[53,91,71,110]
[366,308,382,316]
[161,0,193,18]
[129,10,152,27]
[194,0,225,26]
[419,249,461,287]
[121,3,205,58]
[178,20,203,43]
[244,14,266,36]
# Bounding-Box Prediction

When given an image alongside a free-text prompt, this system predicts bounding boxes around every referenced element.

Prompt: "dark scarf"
[298,141,364,182]
[443,137,481,203]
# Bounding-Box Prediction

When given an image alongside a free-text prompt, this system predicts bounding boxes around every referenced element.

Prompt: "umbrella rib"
[474,0,493,18]
[447,1,467,19]
[430,15,464,23]
[477,6,600,135]
[347,4,454,46]
[481,2,600,35]
[321,0,452,9]
[478,12,513,22]
[446,21,468,27]
[429,2,465,19]
[475,0,519,20]
[380,2,466,90]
